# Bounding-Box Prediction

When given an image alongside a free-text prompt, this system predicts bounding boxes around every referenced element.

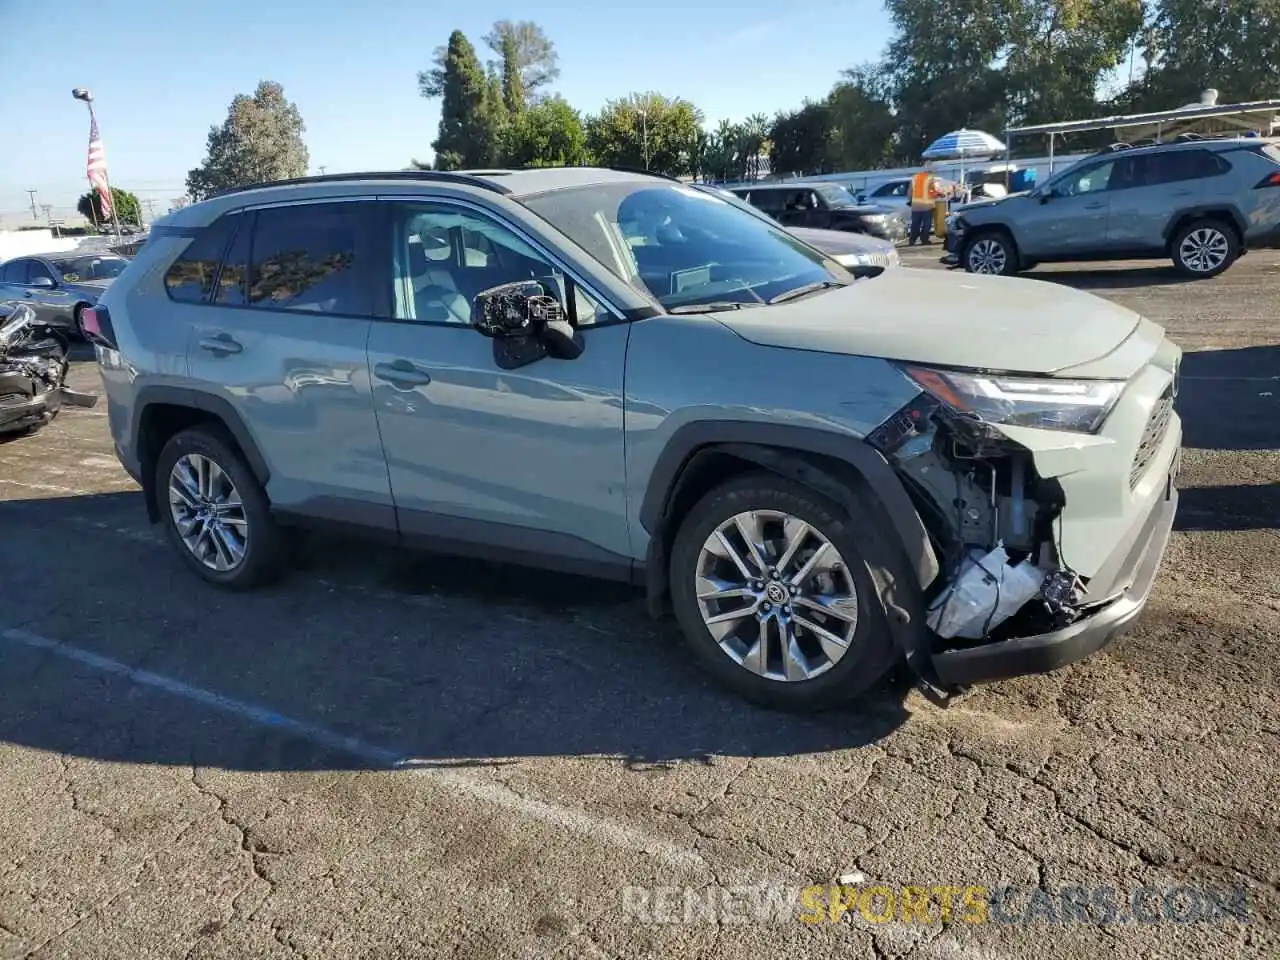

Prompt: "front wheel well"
[136,404,242,522]
[645,444,911,613]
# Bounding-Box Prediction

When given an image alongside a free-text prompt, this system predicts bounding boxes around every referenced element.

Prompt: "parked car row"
[725,182,910,245]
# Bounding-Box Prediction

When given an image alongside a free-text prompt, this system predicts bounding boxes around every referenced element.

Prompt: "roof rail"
[604,166,681,182]
[210,170,513,199]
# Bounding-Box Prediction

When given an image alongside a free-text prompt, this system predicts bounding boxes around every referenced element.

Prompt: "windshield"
[52,256,128,281]
[522,182,846,310]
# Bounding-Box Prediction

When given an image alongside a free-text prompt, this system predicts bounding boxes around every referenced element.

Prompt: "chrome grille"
[1130,386,1174,488]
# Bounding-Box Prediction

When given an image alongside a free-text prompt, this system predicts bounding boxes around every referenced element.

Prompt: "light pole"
[72,87,122,243]
[637,105,649,171]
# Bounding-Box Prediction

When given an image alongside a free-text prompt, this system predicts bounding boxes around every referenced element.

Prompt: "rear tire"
[155,425,284,589]
[667,473,898,712]
[963,230,1019,276]
[1171,219,1238,278]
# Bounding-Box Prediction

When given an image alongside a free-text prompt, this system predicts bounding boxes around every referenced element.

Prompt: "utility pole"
[27,189,38,220]
[318,165,328,175]
[144,198,158,223]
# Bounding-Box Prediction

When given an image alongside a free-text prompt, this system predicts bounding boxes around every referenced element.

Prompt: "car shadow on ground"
[1178,343,1279,452]
[0,490,915,773]
[1028,263,1197,289]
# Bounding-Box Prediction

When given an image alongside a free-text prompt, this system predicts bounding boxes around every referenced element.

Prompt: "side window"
[213,215,251,305]
[1,260,28,283]
[1061,161,1115,196]
[1156,150,1227,183]
[390,202,605,327]
[27,261,54,284]
[247,203,370,315]
[165,217,237,303]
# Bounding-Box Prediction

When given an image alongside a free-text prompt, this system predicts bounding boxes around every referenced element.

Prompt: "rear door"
[0,259,29,305]
[1107,149,1231,252]
[182,201,394,524]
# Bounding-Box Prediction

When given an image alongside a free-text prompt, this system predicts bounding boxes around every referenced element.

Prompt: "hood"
[789,227,892,256]
[712,268,1159,378]
[954,191,1031,214]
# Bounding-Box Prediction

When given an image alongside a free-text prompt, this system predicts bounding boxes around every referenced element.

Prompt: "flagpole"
[73,87,122,245]
[88,102,123,244]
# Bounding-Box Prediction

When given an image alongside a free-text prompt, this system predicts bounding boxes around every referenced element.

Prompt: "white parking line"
[0,626,707,874]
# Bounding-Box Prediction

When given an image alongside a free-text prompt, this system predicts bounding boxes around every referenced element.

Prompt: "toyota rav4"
[86,167,1182,711]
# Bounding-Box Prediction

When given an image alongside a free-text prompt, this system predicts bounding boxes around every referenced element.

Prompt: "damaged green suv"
[89,167,1182,711]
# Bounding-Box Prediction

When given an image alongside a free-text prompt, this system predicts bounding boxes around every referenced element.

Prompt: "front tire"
[963,230,1019,276]
[1171,219,1238,278]
[668,474,898,711]
[155,425,284,589]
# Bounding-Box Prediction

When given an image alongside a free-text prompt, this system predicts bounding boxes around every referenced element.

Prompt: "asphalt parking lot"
[1,249,1277,959]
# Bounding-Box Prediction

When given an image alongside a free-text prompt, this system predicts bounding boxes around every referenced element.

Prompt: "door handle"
[374,360,432,389]
[1084,202,1105,210]
[198,334,243,356]
[23,291,34,297]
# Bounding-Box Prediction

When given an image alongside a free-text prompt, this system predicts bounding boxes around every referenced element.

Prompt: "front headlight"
[901,365,1125,433]
[835,252,872,268]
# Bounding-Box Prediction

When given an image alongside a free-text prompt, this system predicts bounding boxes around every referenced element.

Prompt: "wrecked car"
[0,301,98,437]
[92,168,1180,711]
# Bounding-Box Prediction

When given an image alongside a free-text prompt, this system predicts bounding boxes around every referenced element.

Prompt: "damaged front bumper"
[931,476,1177,686]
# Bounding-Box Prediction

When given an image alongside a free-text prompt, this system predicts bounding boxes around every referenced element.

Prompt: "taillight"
[1255,171,1280,188]
[81,306,117,349]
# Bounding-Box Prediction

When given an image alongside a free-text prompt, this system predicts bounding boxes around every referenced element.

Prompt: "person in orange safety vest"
[908,170,942,246]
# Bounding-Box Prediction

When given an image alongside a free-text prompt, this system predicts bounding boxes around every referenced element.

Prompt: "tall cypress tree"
[421,31,504,169]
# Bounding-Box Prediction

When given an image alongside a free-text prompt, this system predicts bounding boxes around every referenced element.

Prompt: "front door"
[1017,159,1117,258]
[182,202,394,524]
[365,199,633,574]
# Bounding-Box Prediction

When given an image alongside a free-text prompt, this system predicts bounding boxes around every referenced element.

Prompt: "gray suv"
[88,168,1182,711]
[946,137,1280,278]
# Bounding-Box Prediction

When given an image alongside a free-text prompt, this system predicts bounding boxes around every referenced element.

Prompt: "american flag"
[86,112,113,220]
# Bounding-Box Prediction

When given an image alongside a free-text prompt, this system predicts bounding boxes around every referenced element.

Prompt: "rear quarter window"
[1262,144,1280,164]
[164,216,239,303]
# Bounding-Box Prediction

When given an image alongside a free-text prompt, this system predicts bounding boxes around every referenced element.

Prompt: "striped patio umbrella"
[921,129,1007,185]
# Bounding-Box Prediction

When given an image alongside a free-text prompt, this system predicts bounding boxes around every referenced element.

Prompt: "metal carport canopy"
[1002,98,1280,175]
[1006,98,1280,138]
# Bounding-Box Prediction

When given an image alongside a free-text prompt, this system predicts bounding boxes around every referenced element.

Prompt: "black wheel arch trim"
[132,386,271,522]
[639,421,941,682]
[1163,206,1247,246]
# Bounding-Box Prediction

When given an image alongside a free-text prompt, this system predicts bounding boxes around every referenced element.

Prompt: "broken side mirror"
[471,280,584,369]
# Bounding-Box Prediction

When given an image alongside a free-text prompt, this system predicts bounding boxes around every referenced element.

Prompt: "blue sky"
[0,0,891,223]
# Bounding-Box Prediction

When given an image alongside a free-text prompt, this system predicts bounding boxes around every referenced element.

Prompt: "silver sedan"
[0,252,128,337]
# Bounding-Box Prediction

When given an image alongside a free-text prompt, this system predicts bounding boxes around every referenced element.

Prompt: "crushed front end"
[0,302,98,437]
[869,337,1182,686]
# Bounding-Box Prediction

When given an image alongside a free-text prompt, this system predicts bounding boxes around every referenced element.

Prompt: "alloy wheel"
[694,510,859,682]
[168,453,249,571]
[1178,227,1229,274]
[967,238,1007,274]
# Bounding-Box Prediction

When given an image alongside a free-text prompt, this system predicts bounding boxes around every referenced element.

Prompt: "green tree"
[503,97,588,167]
[1130,0,1280,109]
[483,20,560,113]
[826,67,899,168]
[586,93,704,177]
[1001,0,1143,126]
[76,186,142,225]
[185,81,309,200]
[419,30,506,170]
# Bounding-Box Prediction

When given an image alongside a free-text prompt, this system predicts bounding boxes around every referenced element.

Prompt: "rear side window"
[0,260,27,283]
[213,216,251,305]
[165,217,237,303]
[246,203,370,315]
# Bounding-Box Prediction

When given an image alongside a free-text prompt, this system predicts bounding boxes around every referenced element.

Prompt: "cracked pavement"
[1,250,1277,958]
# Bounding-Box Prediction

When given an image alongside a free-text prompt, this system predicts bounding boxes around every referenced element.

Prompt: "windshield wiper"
[767,280,848,305]
[666,301,766,315]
